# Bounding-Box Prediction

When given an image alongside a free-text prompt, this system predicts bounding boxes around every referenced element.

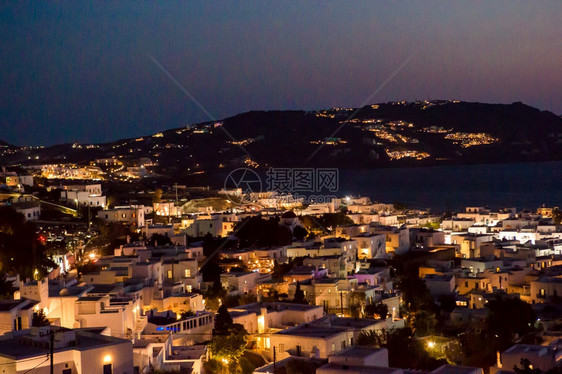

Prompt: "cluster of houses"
[1,184,561,373]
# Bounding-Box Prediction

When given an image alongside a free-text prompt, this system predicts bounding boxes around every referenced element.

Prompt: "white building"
[353,233,387,259]
[61,189,106,208]
[12,201,41,221]
[0,299,37,335]
[97,206,145,227]
[3,173,33,187]
[369,226,410,255]
[0,326,133,374]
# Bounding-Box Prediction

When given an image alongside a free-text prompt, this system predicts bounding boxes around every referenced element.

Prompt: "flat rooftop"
[333,345,387,358]
[275,324,345,338]
[0,328,130,360]
[232,302,322,313]
[504,344,549,355]
[325,317,383,329]
[432,364,482,374]
[317,363,400,374]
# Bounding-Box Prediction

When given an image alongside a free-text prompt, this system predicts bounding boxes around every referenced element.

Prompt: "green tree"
[32,310,50,327]
[411,310,437,336]
[214,305,234,333]
[397,275,434,312]
[0,273,15,298]
[458,331,496,368]
[208,323,248,369]
[203,281,227,310]
[238,357,255,374]
[202,359,222,374]
[292,225,308,241]
[209,305,248,371]
[486,295,537,351]
[234,216,292,247]
[180,310,195,318]
[94,220,134,256]
[437,294,457,313]
[357,328,446,370]
[293,281,307,304]
[365,302,389,319]
[316,212,354,232]
[272,259,294,281]
[148,233,172,246]
[0,207,55,278]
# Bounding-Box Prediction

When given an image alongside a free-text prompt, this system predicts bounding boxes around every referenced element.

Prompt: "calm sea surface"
[337,161,562,212]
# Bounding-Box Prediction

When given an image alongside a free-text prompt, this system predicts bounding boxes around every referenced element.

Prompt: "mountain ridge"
[1,100,561,183]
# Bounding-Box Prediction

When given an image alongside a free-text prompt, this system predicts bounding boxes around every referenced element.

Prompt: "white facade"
[97,206,145,227]
[353,233,387,259]
[62,189,106,208]
[0,327,133,374]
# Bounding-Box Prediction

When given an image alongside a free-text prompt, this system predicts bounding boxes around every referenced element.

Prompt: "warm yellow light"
[427,341,435,348]
[257,315,265,333]
[221,358,229,364]
[103,355,112,364]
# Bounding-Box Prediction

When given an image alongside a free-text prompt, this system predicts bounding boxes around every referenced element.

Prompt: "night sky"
[1,1,560,146]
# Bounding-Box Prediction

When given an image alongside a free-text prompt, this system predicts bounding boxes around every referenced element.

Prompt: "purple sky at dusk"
[1,1,560,146]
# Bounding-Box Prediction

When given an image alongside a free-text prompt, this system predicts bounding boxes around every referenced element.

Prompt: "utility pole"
[340,291,344,316]
[273,346,276,374]
[50,331,54,374]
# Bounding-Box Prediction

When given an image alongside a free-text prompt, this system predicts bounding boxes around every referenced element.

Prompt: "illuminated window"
[185,269,191,278]
[167,270,172,279]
